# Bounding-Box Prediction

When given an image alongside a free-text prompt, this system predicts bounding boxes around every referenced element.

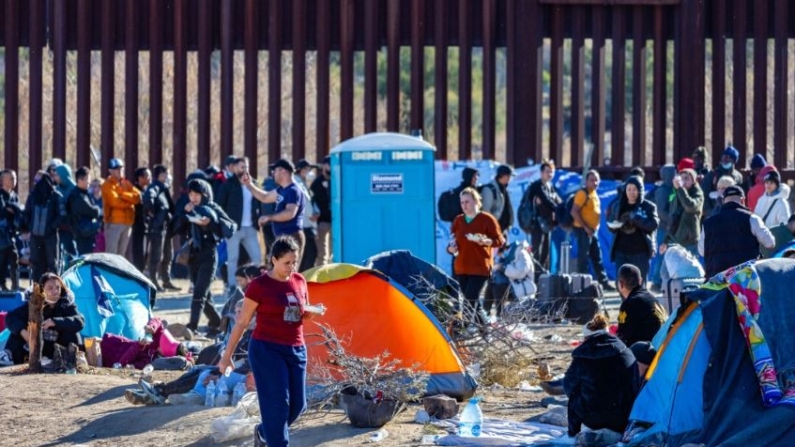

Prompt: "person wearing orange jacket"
[101,158,142,256]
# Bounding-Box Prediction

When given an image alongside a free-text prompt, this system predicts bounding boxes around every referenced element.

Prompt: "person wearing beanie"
[742,153,768,194]
[480,165,515,235]
[606,177,660,282]
[563,313,641,437]
[662,168,703,258]
[699,185,774,278]
[701,145,744,218]
[754,169,791,229]
[677,157,695,173]
[761,213,795,259]
[173,178,238,337]
[615,264,667,348]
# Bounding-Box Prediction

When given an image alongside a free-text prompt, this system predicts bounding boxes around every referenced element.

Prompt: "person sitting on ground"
[100,317,191,370]
[629,341,658,384]
[761,213,795,259]
[2,272,85,365]
[219,264,262,338]
[563,314,641,437]
[616,264,667,348]
[125,300,257,406]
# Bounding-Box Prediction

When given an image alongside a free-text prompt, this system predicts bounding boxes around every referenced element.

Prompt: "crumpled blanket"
[707,260,795,406]
[430,417,567,446]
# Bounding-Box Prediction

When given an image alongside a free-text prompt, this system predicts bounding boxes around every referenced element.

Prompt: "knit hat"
[722,145,739,163]
[677,158,695,172]
[623,175,645,197]
[630,341,657,365]
[764,170,781,186]
[750,154,767,169]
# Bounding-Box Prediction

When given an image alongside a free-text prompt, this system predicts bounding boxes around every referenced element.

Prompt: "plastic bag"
[209,392,261,442]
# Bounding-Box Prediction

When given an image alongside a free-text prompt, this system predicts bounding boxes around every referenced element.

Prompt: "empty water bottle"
[205,380,216,407]
[458,397,483,437]
[142,364,154,375]
[214,380,230,407]
[231,382,247,406]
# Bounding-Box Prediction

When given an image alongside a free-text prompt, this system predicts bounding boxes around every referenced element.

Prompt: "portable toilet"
[330,132,436,265]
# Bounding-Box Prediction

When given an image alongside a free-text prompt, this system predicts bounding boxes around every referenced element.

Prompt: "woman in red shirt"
[220,236,323,447]
[447,187,505,325]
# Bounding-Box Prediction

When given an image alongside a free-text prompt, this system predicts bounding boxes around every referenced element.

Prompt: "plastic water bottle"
[458,397,483,437]
[214,380,230,407]
[231,382,247,406]
[205,380,216,407]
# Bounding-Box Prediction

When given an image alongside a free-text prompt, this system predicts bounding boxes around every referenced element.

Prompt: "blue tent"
[625,258,795,447]
[62,253,155,341]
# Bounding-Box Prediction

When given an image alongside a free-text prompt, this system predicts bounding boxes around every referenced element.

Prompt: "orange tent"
[304,264,476,400]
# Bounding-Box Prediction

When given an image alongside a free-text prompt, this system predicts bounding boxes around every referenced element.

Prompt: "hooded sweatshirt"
[754,183,792,229]
[748,165,777,213]
[654,165,676,231]
[563,332,640,436]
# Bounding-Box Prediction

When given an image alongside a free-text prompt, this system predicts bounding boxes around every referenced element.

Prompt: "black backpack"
[556,188,588,231]
[517,189,537,233]
[437,188,462,222]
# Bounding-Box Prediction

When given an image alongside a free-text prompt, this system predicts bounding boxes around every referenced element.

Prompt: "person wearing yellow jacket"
[102,158,141,256]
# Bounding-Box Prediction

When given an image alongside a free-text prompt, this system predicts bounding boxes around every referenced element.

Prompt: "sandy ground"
[0,278,622,447]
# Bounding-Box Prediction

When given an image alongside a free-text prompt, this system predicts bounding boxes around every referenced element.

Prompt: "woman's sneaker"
[168,391,204,406]
[139,379,166,405]
[124,389,152,405]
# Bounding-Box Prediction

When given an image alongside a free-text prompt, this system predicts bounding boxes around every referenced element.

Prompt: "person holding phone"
[219,236,324,447]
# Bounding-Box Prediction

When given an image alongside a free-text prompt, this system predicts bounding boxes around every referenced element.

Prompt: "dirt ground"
[0,278,612,447]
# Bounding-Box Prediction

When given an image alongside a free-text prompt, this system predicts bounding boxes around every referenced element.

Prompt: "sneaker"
[124,389,152,405]
[204,328,222,339]
[253,424,266,447]
[139,378,166,405]
[168,391,204,406]
[162,282,181,292]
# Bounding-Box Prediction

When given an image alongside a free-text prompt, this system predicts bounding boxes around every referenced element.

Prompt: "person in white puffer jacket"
[754,170,792,229]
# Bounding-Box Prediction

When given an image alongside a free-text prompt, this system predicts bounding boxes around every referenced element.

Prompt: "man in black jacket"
[144,165,177,292]
[522,161,561,270]
[616,264,667,348]
[217,157,262,288]
[131,167,152,272]
[311,156,333,266]
[68,167,102,256]
[0,169,21,290]
[698,185,775,278]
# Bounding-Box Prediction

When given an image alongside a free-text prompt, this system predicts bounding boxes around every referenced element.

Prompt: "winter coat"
[607,177,659,260]
[754,184,792,229]
[481,180,514,233]
[143,180,175,234]
[67,187,102,238]
[5,291,85,350]
[748,165,778,213]
[310,173,332,224]
[216,174,263,228]
[524,178,561,228]
[23,176,63,237]
[173,179,237,250]
[665,183,703,247]
[563,332,640,436]
[102,176,142,226]
[701,165,744,216]
[654,165,676,231]
[493,241,536,300]
[0,189,21,249]
[99,318,179,368]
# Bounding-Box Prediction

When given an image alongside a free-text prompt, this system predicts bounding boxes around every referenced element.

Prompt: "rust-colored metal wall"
[1,0,794,190]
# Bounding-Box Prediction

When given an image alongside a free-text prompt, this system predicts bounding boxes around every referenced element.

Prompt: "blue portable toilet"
[330,132,436,265]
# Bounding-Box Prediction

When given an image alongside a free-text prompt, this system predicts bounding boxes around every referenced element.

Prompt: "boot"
[162,280,181,292]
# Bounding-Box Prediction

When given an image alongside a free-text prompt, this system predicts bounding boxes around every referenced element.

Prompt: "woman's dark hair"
[75,166,90,181]
[39,272,69,299]
[235,264,261,279]
[271,236,300,260]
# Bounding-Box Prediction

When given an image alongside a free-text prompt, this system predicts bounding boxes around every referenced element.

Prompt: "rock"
[540,396,569,407]
[167,323,192,340]
[537,404,568,427]
[421,394,459,419]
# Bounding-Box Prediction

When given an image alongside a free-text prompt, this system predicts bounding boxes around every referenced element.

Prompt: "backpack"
[517,189,537,233]
[556,188,588,231]
[437,188,462,222]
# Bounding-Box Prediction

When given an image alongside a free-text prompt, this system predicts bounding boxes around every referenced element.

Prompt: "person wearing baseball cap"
[101,157,141,256]
[241,158,307,265]
[702,144,744,217]
[699,184,774,277]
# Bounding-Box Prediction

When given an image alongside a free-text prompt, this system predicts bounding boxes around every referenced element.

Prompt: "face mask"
[721,162,733,170]
[306,171,317,183]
